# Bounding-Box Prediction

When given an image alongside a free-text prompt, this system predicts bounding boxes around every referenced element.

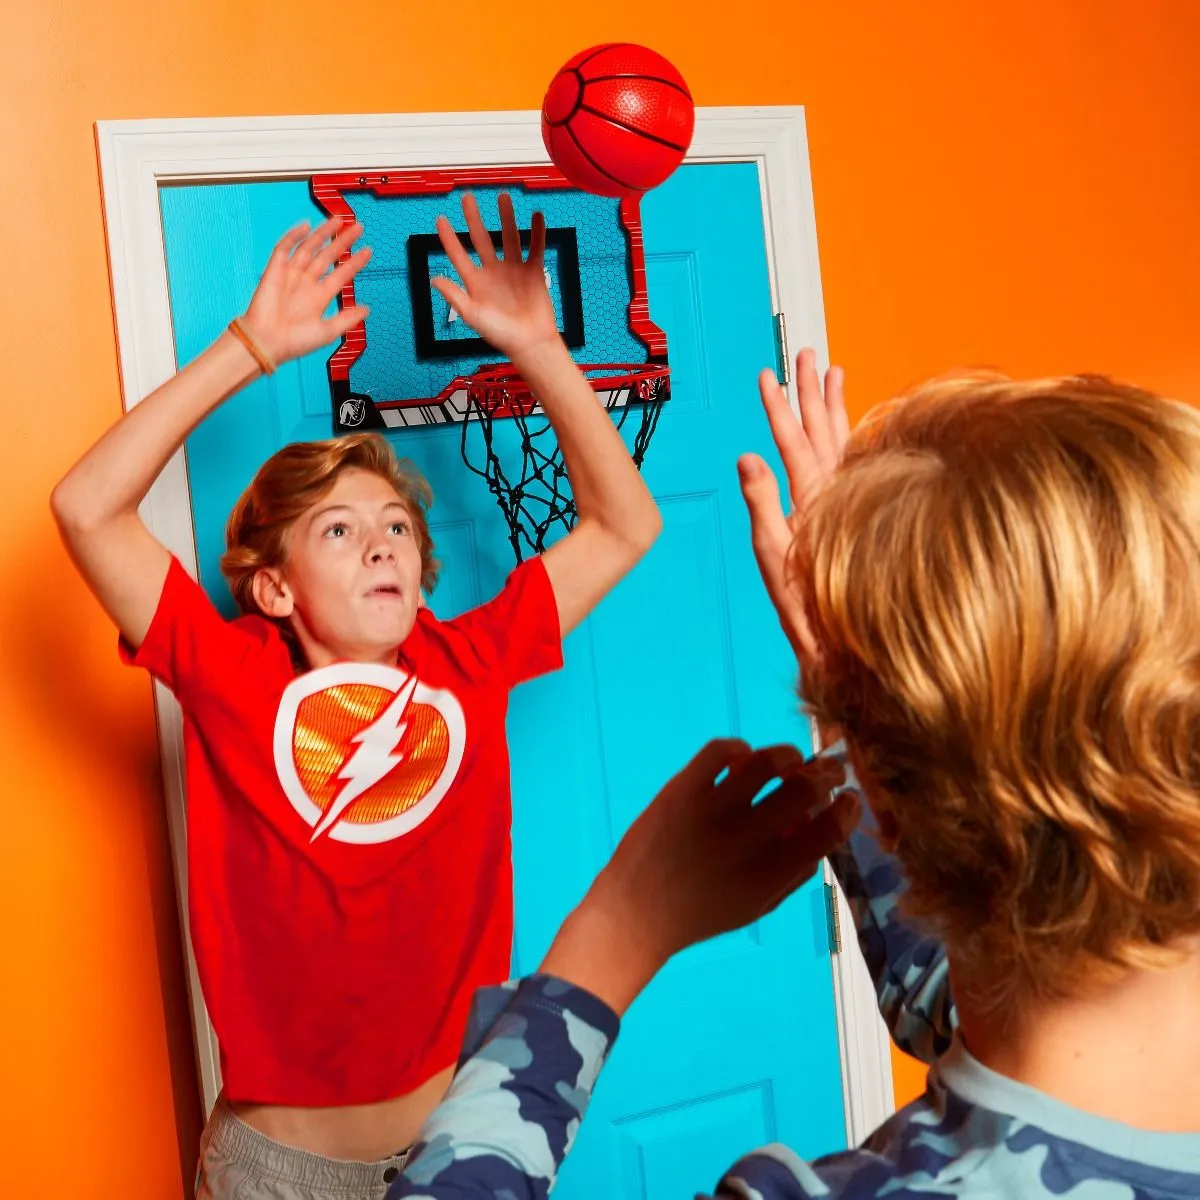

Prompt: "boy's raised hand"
[431,193,560,359]
[738,349,851,667]
[242,218,372,367]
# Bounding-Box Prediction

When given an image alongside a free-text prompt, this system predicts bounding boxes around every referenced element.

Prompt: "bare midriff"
[232,1063,456,1161]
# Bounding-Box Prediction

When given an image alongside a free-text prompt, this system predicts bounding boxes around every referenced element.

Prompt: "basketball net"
[460,363,669,562]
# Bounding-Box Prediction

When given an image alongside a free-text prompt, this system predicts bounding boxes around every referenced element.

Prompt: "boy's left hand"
[432,193,560,360]
[738,350,850,668]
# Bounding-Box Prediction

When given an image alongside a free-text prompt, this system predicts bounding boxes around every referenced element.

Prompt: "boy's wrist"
[508,333,570,375]
[539,891,667,1016]
[216,328,267,388]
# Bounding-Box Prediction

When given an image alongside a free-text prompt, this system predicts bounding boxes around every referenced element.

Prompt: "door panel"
[160,161,846,1198]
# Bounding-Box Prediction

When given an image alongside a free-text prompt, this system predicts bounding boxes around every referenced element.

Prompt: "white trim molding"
[95,106,894,1143]
[826,859,897,1137]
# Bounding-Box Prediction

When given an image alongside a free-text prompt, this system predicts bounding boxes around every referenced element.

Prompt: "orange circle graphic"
[292,684,450,824]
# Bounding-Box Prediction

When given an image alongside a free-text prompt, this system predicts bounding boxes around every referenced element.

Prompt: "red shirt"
[123,556,562,1105]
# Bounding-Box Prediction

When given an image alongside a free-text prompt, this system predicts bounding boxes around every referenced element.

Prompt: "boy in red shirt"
[52,194,661,1199]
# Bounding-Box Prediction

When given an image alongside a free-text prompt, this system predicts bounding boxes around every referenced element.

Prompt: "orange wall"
[5,3,1200,1196]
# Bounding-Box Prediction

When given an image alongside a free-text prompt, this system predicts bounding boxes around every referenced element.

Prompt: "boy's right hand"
[241,217,372,367]
[430,192,561,361]
[541,739,858,1014]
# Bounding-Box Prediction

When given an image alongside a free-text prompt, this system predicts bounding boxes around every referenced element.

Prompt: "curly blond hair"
[220,433,439,616]
[796,374,1200,1025]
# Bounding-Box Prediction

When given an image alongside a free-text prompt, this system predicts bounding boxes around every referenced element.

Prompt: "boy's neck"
[301,644,403,670]
[290,624,408,671]
[956,946,1200,1133]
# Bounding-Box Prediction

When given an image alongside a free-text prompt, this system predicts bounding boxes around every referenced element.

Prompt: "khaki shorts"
[196,1097,411,1200]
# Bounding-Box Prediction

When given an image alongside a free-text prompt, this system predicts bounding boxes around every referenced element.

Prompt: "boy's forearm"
[53,331,259,534]
[393,975,619,1200]
[510,339,661,548]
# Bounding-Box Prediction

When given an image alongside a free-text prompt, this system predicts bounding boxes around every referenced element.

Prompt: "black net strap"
[459,367,668,562]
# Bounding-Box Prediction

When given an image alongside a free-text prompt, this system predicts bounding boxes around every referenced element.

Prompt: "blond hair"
[221,433,439,616]
[796,374,1200,1023]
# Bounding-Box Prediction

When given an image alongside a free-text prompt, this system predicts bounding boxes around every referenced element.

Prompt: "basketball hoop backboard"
[310,166,669,434]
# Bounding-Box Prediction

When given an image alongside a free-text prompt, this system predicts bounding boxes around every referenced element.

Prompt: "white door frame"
[95,106,895,1141]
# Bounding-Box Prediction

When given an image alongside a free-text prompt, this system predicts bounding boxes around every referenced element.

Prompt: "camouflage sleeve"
[714,1145,858,1199]
[388,974,619,1200]
[822,743,957,1064]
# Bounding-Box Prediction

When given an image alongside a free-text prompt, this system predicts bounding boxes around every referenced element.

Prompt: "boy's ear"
[251,566,294,619]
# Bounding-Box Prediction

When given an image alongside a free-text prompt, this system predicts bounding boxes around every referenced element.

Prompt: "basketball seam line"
[574,43,624,71]
[545,68,586,128]
[583,73,692,99]
[578,105,690,153]
[563,122,641,193]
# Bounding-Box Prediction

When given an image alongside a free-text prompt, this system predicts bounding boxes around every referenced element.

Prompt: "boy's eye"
[388,520,410,536]
[324,522,348,539]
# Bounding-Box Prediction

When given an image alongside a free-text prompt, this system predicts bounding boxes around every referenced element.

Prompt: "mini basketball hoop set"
[310,166,670,563]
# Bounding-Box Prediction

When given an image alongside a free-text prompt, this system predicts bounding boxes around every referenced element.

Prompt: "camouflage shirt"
[388,763,1200,1199]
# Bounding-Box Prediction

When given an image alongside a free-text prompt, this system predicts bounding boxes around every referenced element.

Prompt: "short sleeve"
[444,556,563,689]
[119,556,262,706]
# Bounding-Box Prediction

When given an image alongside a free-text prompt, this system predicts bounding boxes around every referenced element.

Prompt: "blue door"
[161,161,846,1197]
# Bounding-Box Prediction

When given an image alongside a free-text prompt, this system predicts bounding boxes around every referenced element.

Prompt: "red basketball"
[541,43,694,198]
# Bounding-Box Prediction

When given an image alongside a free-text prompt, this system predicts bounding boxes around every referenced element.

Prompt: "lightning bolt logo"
[310,674,419,842]
[275,662,466,846]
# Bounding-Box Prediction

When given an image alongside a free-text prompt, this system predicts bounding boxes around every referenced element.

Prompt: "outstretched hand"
[431,192,560,360]
[241,217,372,367]
[542,739,858,1013]
[738,349,850,666]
